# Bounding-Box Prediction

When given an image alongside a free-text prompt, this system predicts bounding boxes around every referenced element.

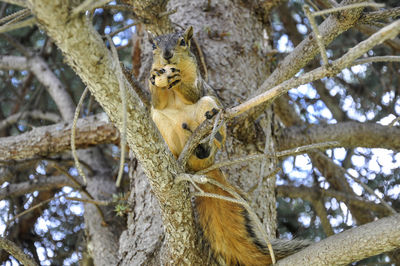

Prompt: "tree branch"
[0,0,27,7]
[0,110,61,131]
[276,185,393,216]
[0,54,75,120]
[359,7,400,24]
[226,19,400,118]
[277,122,400,152]
[0,237,37,266]
[0,114,117,161]
[0,175,75,200]
[277,214,400,265]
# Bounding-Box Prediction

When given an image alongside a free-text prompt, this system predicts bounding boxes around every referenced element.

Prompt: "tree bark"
[277,214,400,265]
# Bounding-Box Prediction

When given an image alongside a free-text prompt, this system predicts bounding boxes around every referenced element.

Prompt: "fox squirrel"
[148,27,309,265]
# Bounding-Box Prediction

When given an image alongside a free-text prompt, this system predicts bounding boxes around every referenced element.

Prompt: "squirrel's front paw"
[149,68,164,86]
[150,65,181,88]
[205,108,219,119]
[166,66,181,89]
[204,107,226,149]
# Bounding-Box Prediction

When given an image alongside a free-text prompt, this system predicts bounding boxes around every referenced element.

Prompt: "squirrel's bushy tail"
[195,169,310,265]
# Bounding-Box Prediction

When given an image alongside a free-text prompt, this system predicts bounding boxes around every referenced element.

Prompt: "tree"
[0,0,399,265]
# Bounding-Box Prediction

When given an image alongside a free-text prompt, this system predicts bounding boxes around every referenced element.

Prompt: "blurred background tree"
[0,0,399,265]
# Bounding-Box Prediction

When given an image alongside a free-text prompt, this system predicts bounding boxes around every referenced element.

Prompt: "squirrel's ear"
[183,26,193,42]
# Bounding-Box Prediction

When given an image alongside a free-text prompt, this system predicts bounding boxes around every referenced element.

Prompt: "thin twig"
[312,2,385,17]
[0,17,36,34]
[304,5,329,65]
[71,0,113,16]
[253,127,273,203]
[49,163,108,223]
[345,170,397,215]
[7,194,61,225]
[0,8,29,25]
[71,87,89,185]
[176,173,206,193]
[197,142,340,175]
[2,8,30,26]
[0,110,61,131]
[194,192,244,205]
[157,9,176,18]
[359,7,400,24]
[352,55,400,66]
[0,0,27,7]
[388,116,400,127]
[208,111,222,148]
[109,21,138,37]
[107,35,127,188]
[192,37,208,82]
[65,196,110,206]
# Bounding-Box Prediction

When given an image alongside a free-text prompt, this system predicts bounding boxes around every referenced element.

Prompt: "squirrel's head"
[149,26,194,65]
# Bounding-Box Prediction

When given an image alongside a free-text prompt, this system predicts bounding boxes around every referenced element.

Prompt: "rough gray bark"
[276,122,400,151]
[119,165,165,265]
[277,214,400,266]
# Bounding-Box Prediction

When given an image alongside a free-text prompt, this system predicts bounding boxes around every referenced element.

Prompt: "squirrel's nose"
[163,50,173,60]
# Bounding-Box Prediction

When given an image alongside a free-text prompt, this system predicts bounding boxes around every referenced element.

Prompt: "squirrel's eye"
[152,43,157,50]
[179,39,186,46]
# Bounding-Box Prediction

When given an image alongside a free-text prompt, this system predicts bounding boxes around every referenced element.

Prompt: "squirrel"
[148,27,309,265]
[149,26,225,171]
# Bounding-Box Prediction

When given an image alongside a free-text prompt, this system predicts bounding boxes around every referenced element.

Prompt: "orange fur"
[196,169,272,265]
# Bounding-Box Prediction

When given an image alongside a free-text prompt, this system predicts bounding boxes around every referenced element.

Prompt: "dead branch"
[276,185,393,217]
[196,142,339,175]
[0,175,75,200]
[0,110,61,131]
[276,122,400,152]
